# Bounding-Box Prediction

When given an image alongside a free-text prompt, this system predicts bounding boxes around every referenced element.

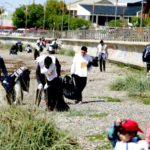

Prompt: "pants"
[99,53,106,72]
[47,77,69,111]
[72,75,87,102]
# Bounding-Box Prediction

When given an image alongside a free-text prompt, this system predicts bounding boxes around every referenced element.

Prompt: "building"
[67,0,146,26]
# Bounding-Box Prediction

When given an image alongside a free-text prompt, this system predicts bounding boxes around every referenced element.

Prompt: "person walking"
[71,46,92,104]
[97,40,108,72]
[142,44,150,79]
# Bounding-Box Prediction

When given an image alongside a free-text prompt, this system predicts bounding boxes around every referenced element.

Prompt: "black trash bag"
[92,57,98,67]
[62,75,76,100]
[2,75,15,92]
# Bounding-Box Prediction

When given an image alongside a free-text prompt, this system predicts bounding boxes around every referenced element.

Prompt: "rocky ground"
[0,48,150,150]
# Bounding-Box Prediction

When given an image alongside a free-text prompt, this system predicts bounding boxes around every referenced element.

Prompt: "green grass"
[87,132,112,150]
[59,48,75,57]
[110,71,150,103]
[0,41,12,50]
[105,97,121,102]
[143,99,150,105]
[92,96,121,102]
[0,107,80,150]
[66,109,108,118]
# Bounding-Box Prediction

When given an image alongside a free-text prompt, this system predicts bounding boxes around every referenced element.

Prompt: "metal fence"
[1,27,150,42]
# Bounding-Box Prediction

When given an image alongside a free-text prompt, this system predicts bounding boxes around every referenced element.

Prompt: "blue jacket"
[108,123,141,148]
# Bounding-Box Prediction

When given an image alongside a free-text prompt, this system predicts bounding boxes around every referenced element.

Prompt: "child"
[146,122,150,149]
[108,118,148,150]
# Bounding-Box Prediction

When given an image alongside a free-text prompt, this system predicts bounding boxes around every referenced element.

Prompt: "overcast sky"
[1,0,140,13]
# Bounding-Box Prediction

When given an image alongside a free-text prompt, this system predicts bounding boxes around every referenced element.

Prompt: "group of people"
[34,45,94,110]
[10,40,33,54]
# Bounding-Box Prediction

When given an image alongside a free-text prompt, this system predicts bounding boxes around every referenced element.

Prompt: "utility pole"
[115,0,118,28]
[43,1,46,30]
[92,0,95,24]
[68,0,71,30]
[140,0,144,27]
[25,6,28,31]
[61,0,64,38]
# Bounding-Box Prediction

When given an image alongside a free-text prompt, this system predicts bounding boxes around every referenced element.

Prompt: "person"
[108,118,148,150]
[51,39,58,53]
[0,56,10,106]
[142,44,150,79]
[0,56,8,79]
[145,122,150,149]
[71,46,92,104]
[96,39,108,72]
[35,54,68,111]
[36,38,43,52]
[25,43,32,53]
[16,40,23,52]
[9,44,18,55]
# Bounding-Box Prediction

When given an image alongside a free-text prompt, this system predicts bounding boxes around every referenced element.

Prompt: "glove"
[44,83,49,90]
[3,80,9,85]
[38,83,43,90]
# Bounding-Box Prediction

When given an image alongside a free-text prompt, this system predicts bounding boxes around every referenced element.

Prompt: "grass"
[0,107,80,150]
[110,71,150,104]
[92,96,121,102]
[143,99,150,105]
[87,132,112,150]
[0,41,12,50]
[59,48,75,57]
[66,109,108,118]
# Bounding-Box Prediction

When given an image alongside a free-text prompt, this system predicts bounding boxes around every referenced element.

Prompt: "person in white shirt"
[71,46,92,104]
[97,40,108,72]
[35,55,69,111]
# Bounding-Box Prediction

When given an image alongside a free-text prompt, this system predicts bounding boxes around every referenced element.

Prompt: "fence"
[1,27,150,42]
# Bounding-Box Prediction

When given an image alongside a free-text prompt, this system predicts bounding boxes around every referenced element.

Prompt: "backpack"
[142,44,150,62]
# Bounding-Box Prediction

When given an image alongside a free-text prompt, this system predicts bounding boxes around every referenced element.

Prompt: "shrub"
[110,71,150,98]
[0,107,79,150]
[59,48,75,57]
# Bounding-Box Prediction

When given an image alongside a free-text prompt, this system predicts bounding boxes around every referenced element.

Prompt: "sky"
[0,0,140,13]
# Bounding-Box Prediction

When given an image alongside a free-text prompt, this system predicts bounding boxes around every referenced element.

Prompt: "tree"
[44,0,67,30]
[12,0,91,30]
[12,4,44,28]
[108,19,128,27]
[0,7,4,15]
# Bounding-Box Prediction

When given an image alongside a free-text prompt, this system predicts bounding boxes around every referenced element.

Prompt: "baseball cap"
[119,119,143,133]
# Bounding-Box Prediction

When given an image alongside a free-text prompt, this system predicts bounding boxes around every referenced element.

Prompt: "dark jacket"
[0,56,8,77]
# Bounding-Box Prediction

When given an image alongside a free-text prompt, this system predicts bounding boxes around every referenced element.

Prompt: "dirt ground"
[0,48,150,150]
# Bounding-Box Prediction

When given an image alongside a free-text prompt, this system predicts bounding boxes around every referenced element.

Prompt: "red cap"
[119,119,143,133]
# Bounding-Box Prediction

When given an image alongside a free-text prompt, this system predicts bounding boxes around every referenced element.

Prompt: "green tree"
[45,0,67,30]
[12,4,44,28]
[0,7,4,15]
[108,19,128,27]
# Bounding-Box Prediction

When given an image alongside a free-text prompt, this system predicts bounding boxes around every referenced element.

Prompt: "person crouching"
[35,55,69,111]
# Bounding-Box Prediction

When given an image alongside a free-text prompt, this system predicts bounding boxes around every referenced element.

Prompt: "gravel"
[1,49,150,150]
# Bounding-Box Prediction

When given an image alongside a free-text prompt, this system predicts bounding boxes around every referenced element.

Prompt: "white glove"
[44,83,49,90]
[38,83,43,90]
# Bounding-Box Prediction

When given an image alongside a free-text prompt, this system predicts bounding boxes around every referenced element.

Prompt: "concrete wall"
[61,39,148,68]
[0,36,148,68]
